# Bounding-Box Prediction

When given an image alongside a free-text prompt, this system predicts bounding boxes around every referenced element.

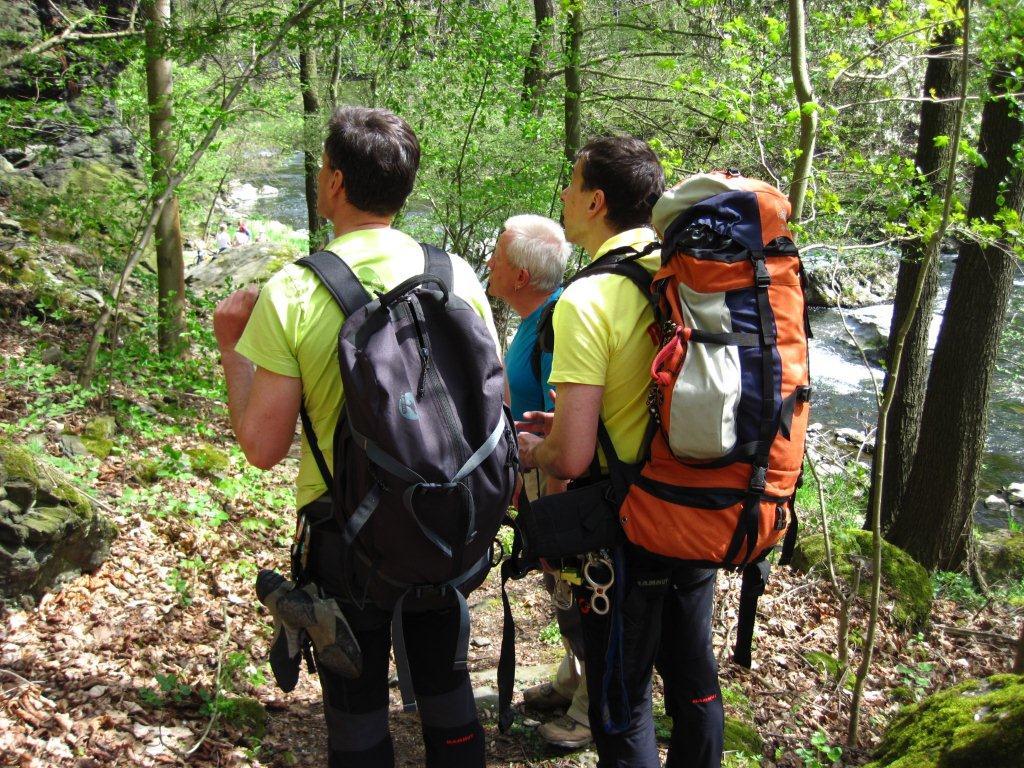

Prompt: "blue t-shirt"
[506,289,562,420]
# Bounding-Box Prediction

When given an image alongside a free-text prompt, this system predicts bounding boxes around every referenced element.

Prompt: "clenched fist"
[213,285,260,352]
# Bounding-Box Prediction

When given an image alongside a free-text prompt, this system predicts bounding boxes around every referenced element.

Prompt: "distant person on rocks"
[215,222,231,253]
[235,220,251,246]
[487,215,592,748]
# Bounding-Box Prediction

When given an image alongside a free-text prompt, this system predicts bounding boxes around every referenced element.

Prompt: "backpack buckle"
[751,253,771,288]
[748,465,767,494]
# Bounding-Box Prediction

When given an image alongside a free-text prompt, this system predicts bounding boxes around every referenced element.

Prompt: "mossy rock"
[723,717,763,757]
[0,437,117,601]
[792,529,932,628]
[80,436,114,459]
[82,416,117,441]
[186,444,231,477]
[129,457,163,483]
[976,530,1024,584]
[865,674,1024,768]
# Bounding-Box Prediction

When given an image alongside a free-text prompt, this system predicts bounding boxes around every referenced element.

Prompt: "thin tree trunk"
[888,54,1024,571]
[145,0,185,357]
[299,42,325,251]
[523,0,553,108]
[788,0,816,221]
[847,5,972,747]
[1014,622,1024,673]
[328,0,346,108]
[873,20,961,532]
[563,2,582,166]
[79,0,330,386]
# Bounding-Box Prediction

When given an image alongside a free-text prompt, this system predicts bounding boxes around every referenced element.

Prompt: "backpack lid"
[652,173,736,236]
[652,171,793,242]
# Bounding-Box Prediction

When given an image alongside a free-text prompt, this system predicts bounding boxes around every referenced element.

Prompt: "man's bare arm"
[518,382,603,480]
[215,286,302,470]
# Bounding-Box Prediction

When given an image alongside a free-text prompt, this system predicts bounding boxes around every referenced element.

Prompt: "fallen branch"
[933,624,1017,645]
[0,16,141,70]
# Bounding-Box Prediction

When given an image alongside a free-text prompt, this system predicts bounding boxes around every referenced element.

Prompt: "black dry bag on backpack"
[296,244,517,710]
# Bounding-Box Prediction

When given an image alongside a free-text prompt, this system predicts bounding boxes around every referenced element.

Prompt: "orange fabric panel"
[620,484,790,566]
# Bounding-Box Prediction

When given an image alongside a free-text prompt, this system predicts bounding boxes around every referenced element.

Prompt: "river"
[245,151,1024,530]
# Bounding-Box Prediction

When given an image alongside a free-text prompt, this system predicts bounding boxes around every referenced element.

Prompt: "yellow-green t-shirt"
[548,227,660,467]
[235,227,499,509]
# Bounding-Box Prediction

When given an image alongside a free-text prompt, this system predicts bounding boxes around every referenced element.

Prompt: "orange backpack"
[620,170,811,665]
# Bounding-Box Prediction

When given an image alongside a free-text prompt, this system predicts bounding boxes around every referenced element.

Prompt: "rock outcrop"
[866,674,1024,768]
[0,437,117,603]
[792,528,933,629]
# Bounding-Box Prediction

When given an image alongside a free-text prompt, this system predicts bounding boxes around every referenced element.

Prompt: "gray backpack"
[296,244,517,709]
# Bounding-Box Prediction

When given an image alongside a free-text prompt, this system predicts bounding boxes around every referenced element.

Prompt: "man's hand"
[214,285,260,351]
[516,410,555,437]
[517,431,543,470]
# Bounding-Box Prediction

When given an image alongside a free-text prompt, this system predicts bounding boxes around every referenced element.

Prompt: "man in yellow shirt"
[214,107,497,768]
[518,137,724,767]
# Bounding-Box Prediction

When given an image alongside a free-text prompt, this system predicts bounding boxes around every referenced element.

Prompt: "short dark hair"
[324,107,420,216]
[576,136,665,230]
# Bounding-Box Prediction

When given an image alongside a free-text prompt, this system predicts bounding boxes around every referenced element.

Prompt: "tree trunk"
[872,22,960,532]
[145,0,185,357]
[787,0,816,221]
[1014,621,1024,673]
[299,42,325,251]
[523,0,553,108]
[563,2,582,166]
[888,60,1024,571]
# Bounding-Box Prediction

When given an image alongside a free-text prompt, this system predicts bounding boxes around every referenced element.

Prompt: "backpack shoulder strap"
[420,242,454,290]
[296,250,373,317]
[294,250,373,495]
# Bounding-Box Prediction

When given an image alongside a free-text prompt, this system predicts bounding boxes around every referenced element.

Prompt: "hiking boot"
[537,714,592,749]
[523,681,572,712]
[256,569,363,682]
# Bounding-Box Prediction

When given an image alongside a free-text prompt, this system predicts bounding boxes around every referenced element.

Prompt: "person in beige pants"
[487,215,591,749]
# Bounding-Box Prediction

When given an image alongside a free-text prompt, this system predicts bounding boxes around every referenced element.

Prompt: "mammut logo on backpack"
[398,391,419,420]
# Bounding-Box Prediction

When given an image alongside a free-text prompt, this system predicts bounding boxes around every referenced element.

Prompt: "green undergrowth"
[796,460,870,535]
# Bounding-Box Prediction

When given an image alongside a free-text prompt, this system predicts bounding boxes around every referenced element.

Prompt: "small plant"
[538,619,562,646]
[895,660,935,700]
[795,730,842,768]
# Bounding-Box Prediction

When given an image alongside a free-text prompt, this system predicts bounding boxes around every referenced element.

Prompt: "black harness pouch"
[514,476,624,560]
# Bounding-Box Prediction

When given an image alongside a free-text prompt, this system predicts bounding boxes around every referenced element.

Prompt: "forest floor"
[0,304,1021,768]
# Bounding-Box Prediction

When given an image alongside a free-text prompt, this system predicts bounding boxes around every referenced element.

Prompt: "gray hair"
[502,214,571,293]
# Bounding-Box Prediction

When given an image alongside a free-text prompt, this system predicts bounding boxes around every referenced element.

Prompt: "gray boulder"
[0,437,117,602]
[803,249,899,308]
[186,241,303,292]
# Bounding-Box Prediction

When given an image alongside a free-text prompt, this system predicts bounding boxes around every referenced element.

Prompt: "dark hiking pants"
[575,544,723,768]
[304,508,485,768]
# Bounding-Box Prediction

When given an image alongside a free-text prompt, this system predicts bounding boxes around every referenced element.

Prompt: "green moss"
[130,457,163,483]
[865,674,1024,768]
[186,444,231,477]
[792,529,933,628]
[723,717,763,756]
[803,650,842,679]
[0,437,92,517]
[215,696,267,738]
[83,416,117,441]
[977,531,1024,584]
[81,436,114,459]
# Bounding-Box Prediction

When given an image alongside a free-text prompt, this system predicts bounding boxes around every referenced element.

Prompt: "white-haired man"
[487,215,591,749]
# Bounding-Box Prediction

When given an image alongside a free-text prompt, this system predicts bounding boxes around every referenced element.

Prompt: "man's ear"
[588,188,606,218]
[515,268,531,291]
